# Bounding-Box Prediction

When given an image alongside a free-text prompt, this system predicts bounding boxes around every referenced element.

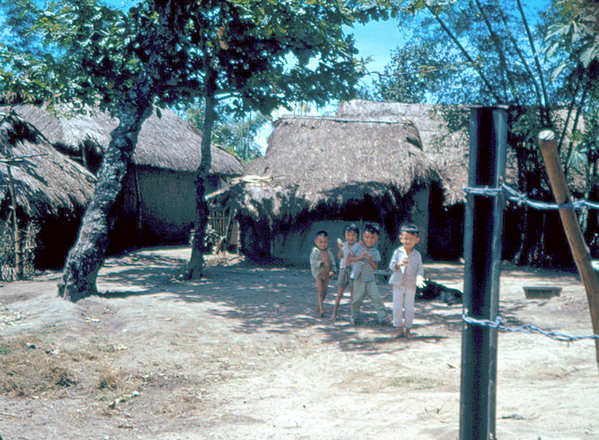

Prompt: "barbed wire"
[463,183,599,210]
[462,314,599,342]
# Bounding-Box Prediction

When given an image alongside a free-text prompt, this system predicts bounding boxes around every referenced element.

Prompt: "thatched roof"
[337,100,469,205]
[210,113,438,223]
[337,100,588,204]
[3,104,243,176]
[0,110,96,219]
[249,115,436,193]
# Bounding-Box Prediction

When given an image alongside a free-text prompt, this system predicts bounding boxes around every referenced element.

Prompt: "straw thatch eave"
[2,104,244,177]
[0,111,96,219]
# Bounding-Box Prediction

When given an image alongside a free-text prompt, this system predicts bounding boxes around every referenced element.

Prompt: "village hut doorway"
[427,182,464,261]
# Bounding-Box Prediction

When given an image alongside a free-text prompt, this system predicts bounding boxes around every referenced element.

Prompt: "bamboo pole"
[6,164,22,279]
[538,129,599,371]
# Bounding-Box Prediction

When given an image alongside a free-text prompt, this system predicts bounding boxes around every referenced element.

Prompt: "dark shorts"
[336,267,353,288]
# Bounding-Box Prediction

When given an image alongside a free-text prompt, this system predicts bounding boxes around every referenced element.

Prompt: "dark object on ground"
[523,285,562,299]
[417,279,463,305]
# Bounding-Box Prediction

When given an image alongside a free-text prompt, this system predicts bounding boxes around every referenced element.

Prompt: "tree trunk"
[58,101,152,301]
[184,72,217,279]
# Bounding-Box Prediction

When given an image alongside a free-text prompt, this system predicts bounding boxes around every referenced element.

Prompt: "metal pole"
[459,107,507,440]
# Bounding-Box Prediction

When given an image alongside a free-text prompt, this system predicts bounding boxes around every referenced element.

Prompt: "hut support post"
[459,107,507,440]
[6,164,22,279]
[538,129,599,371]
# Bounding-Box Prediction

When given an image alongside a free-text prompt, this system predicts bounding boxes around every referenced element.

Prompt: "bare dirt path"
[1,247,599,439]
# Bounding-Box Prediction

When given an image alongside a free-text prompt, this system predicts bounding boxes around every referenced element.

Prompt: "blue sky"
[346,19,406,88]
[255,18,405,147]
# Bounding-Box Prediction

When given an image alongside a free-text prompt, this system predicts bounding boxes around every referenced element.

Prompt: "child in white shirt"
[389,224,425,339]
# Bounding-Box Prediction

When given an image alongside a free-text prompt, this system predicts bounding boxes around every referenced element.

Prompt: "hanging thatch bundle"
[4,104,243,177]
[209,182,302,226]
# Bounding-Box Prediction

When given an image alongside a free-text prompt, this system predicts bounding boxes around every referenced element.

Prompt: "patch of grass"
[0,335,144,400]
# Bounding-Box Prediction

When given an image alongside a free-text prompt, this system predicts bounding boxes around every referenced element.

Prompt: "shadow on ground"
[92,250,471,356]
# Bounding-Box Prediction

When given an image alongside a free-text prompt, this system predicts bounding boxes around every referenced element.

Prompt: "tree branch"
[426,3,502,103]
[493,0,543,108]
[557,81,580,153]
[473,0,518,105]
[517,0,549,108]
[564,86,588,175]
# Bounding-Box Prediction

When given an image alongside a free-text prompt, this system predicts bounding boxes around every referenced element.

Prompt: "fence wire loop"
[462,313,599,342]
[461,185,599,341]
[463,184,599,210]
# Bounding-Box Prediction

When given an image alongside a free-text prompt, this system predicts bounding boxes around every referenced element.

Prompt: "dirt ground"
[1,246,599,440]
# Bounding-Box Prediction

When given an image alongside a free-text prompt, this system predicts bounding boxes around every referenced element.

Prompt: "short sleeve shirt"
[350,245,380,282]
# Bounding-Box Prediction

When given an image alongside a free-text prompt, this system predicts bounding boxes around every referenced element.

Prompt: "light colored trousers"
[351,278,387,323]
[392,285,416,328]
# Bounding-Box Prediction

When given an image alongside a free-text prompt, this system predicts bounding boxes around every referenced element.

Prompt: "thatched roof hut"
[248,114,434,202]
[211,112,439,264]
[3,104,244,249]
[0,110,96,269]
[7,104,243,176]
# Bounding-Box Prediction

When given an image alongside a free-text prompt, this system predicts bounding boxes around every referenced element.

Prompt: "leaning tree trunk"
[58,101,152,301]
[184,73,217,279]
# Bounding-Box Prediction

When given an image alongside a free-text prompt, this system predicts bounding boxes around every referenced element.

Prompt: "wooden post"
[538,129,599,370]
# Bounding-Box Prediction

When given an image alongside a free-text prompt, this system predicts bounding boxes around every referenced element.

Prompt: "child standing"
[389,224,425,339]
[349,224,389,325]
[331,223,359,322]
[310,230,337,317]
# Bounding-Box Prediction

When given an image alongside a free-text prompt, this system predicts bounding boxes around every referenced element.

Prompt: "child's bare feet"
[393,328,405,339]
[330,314,337,322]
[405,329,413,339]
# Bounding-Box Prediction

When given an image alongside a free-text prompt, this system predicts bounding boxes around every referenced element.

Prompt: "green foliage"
[0,0,134,110]
[377,0,555,107]
[546,0,599,69]
[372,0,599,264]
[544,0,599,175]
[0,0,398,117]
[375,39,465,103]
[184,104,268,163]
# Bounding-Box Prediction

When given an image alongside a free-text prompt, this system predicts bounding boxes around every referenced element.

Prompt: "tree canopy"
[1,0,397,114]
[0,0,398,298]
[375,0,556,106]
